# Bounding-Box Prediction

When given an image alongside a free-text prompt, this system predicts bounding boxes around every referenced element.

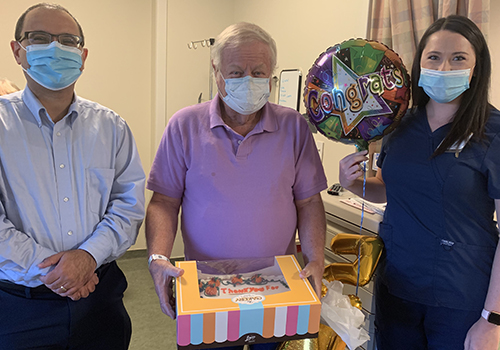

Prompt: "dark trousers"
[0,261,131,350]
[375,280,481,350]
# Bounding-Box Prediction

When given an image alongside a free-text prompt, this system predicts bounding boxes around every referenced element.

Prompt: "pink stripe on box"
[285,305,299,336]
[177,315,191,346]
[227,310,240,341]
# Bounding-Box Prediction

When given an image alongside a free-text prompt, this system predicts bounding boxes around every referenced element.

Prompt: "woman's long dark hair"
[411,15,492,156]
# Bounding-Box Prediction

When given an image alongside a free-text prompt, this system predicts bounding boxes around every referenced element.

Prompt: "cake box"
[175,255,321,349]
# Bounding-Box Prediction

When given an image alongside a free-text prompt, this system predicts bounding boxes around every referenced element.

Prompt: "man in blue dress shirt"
[0,3,145,349]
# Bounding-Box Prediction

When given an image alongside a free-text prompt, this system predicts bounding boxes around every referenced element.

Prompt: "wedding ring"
[60,286,67,292]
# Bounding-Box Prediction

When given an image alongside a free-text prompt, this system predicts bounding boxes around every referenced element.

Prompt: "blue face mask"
[221,75,270,115]
[418,68,471,104]
[20,41,83,91]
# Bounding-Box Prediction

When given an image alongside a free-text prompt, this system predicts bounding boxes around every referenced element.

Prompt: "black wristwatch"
[482,309,500,325]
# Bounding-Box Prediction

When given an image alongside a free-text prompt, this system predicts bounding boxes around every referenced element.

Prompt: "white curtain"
[367,0,490,72]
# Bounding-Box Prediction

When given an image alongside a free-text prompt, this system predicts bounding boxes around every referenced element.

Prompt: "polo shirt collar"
[22,86,79,127]
[209,93,278,133]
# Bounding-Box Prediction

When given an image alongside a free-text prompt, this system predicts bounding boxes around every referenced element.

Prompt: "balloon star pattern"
[304,39,411,150]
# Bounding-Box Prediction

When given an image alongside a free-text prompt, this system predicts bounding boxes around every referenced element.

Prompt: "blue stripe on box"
[239,302,264,337]
[190,313,204,345]
[297,305,310,335]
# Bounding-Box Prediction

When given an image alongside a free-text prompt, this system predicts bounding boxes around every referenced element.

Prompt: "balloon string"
[356,161,366,296]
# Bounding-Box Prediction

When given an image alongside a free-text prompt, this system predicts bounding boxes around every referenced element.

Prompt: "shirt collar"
[209,93,278,133]
[22,87,79,127]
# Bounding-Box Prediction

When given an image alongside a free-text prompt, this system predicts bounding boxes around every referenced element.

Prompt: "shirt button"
[63,197,69,202]
[59,164,65,169]
[67,231,73,236]
[56,132,61,136]
[237,140,242,144]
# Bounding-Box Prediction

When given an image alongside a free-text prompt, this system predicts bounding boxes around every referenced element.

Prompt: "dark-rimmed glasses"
[18,31,83,47]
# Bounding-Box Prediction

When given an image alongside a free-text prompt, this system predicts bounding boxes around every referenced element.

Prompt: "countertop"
[321,190,384,234]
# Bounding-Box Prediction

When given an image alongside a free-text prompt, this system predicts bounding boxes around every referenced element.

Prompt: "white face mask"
[221,74,270,115]
[418,68,471,104]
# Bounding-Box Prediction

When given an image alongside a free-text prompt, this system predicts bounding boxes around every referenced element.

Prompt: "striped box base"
[176,255,321,349]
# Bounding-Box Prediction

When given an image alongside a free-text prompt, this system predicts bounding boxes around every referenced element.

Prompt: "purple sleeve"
[147,116,187,198]
[292,117,328,200]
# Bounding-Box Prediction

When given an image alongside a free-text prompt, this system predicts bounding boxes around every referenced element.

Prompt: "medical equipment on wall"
[187,38,215,101]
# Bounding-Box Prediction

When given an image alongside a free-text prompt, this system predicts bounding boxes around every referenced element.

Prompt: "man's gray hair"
[211,22,277,72]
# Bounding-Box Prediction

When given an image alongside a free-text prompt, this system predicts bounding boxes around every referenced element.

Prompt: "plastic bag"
[320,279,370,350]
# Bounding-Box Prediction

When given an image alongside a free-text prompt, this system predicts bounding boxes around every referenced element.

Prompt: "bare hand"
[149,259,184,319]
[65,273,100,301]
[38,249,98,299]
[339,150,368,189]
[464,317,500,350]
[299,260,324,297]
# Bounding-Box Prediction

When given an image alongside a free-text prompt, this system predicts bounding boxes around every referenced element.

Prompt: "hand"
[65,273,100,301]
[149,259,184,319]
[299,260,324,297]
[339,150,368,190]
[38,249,98,299]
[464,317,500,350]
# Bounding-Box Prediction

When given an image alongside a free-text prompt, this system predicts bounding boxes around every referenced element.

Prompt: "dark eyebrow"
[425,50,470,56]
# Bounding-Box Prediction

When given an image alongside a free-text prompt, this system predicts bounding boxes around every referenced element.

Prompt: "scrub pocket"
[433,238,495,310]
[86,168,115,218]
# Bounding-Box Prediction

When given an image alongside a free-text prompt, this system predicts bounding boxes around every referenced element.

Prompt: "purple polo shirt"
[147,95,327,261]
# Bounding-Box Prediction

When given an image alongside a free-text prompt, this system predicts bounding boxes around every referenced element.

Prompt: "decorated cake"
[197,264,290,299]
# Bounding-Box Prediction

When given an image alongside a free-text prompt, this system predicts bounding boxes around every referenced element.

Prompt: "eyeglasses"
[18,31,83,47]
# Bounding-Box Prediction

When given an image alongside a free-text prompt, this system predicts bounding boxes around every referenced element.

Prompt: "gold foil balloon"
[277,324,346,350]
[348,294,362,310]
[323,233,384,286]
[280,234,383,350]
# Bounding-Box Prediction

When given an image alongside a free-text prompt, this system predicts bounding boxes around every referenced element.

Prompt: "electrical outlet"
[316,141,324,162]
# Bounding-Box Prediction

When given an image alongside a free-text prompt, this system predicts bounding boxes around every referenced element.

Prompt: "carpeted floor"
[117,250,178,350]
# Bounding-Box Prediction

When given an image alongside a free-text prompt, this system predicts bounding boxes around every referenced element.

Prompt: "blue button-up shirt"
[0,88,145,287]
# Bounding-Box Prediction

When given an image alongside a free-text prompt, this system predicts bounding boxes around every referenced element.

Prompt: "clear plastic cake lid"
[196,257,291,300]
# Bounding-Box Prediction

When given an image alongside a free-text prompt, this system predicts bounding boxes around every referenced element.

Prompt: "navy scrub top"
[377,107,500,311]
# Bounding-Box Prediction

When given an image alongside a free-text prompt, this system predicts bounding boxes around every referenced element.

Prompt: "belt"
[0,262,113,299]
[0,280,53,298]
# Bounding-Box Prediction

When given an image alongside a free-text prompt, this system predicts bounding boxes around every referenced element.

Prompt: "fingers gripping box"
[175,255,321,349]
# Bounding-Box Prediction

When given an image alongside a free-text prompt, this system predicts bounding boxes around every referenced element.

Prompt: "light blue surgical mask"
[20,41,83,91]
[221,74,270,115]
[418,67,471,103]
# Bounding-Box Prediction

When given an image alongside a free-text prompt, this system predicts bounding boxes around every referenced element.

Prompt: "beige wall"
[166,0,234,119]
[490,0,500,107]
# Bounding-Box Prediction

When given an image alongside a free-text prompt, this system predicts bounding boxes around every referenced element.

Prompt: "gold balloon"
[277,324,346,350]
[347,294,362,310]
[280,234,383,350]
[323,233,384,286]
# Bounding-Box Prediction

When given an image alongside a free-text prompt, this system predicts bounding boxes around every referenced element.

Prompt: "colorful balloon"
[304,39,410,150]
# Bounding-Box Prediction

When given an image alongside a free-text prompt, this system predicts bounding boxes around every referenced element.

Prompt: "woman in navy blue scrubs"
[339,15,500,350]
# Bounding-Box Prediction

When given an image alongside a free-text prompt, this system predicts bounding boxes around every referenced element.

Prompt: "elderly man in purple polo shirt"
[146,22,327,329]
